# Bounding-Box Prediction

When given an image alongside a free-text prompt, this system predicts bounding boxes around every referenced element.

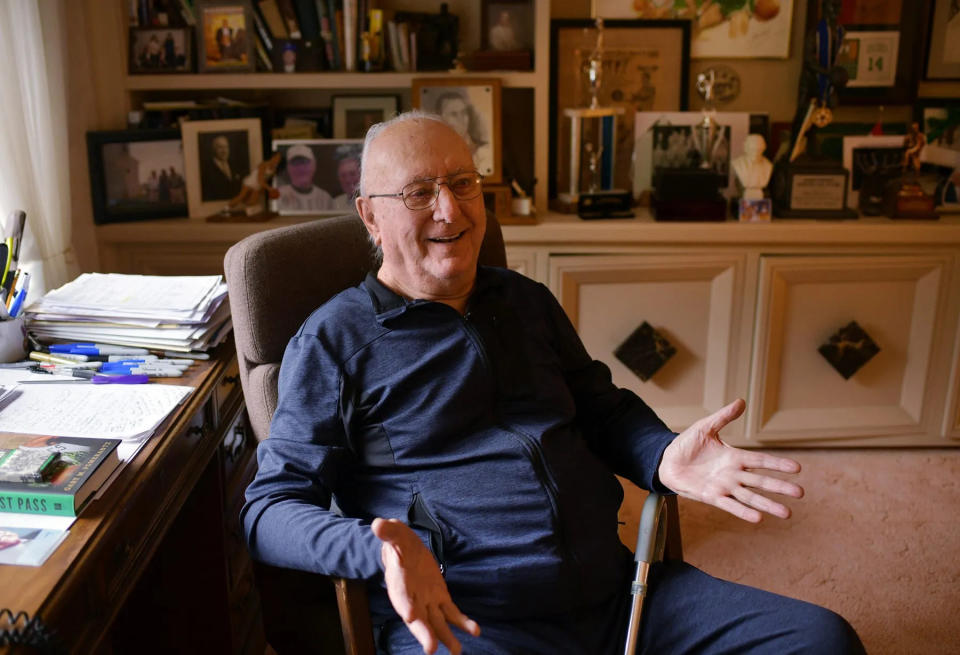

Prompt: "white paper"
[0,511,75,531]
[34,273,223,313]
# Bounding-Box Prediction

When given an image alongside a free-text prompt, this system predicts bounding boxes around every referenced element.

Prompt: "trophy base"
[577,190,634,219]
[884,180,939,219]
[771,159,856,219]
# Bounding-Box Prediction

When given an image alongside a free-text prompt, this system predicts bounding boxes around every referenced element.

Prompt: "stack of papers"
[23,273,232,352]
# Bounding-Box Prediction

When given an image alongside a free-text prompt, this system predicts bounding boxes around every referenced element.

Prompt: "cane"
[623,493,667,655]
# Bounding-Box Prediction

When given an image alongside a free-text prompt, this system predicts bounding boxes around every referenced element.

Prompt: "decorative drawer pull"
[818,321,880,380]
[614,321,676,382]
[186,424,209,438]
[222,374,240,385]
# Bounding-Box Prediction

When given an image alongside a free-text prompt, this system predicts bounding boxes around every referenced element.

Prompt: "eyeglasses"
[366,171,484,210]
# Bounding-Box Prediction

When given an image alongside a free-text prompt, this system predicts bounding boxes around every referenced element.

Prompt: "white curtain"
[0,0,72,297]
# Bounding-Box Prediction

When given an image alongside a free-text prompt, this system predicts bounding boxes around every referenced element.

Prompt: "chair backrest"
[224,212,507,443]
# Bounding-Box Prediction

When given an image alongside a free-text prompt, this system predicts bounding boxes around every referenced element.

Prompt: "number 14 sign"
[837,31,901,88]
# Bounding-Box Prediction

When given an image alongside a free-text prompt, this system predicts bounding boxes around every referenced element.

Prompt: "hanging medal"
[812,17,843,128]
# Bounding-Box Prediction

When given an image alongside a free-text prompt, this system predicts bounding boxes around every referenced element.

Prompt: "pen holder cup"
[0,317,28,363]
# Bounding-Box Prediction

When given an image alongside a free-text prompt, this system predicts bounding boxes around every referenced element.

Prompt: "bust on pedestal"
[733,134,773,221]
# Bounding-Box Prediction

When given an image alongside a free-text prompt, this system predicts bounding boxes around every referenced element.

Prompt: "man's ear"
[356,196,380,245]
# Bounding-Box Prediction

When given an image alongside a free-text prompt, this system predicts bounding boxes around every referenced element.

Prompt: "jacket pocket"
[407,492,446,576]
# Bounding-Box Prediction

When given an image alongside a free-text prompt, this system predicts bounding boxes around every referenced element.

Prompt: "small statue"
[225,152,282,215]
[902,122,926,177]
[732,134,773,200]
[693,70,722,171]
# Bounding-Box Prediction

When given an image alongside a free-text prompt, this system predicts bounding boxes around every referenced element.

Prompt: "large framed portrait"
[592,0,793,59]
[86,129,187,225]
[181,118,262,218]
[270,139,363,216]
[128,27,193,73]
[196,0,254,73]
[926,0,960,80]
[549,19,690,199]
[332,96,399,139]
[412,78,503,184]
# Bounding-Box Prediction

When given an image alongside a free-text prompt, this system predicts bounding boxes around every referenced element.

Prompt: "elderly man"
[242,111,864,655]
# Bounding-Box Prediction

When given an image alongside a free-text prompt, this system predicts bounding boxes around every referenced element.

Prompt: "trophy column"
[559,106,624,205]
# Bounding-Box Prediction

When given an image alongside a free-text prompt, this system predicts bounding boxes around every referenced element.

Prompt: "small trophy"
[883,122,937,219]
[558,18,631,218]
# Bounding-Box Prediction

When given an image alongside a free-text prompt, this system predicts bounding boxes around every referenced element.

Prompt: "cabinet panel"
[550,254,748,433]
[748,255,953,444]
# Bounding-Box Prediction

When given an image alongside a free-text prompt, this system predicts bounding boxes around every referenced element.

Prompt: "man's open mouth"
[428,230,466,243]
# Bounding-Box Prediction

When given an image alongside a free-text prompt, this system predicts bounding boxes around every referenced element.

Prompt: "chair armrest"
[334,577,376,655]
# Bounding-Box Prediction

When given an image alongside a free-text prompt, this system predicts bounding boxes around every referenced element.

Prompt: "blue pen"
[7,271,28,318]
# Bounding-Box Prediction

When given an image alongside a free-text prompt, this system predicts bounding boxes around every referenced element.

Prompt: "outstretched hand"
[657,399,803,523]
[372,518,480,654]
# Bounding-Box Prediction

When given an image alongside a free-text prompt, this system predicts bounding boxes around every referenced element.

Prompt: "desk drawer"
[215,357,241,424]
[220,407,251,489]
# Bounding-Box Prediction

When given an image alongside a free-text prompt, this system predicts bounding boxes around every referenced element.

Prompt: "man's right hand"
[371,518,480,654]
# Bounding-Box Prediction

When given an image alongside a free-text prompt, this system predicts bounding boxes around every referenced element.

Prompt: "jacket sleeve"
[538,283,677,493]
[240,332,383,580]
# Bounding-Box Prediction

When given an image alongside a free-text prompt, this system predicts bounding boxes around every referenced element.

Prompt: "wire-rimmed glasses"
[366,171,484,210]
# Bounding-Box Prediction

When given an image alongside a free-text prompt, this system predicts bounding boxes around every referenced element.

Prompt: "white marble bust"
[732,134,773,200]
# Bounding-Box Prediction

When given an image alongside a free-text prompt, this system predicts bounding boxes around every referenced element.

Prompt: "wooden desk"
[0,342,264,654]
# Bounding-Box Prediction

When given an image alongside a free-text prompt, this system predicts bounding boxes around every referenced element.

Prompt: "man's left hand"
[657,399,803,522]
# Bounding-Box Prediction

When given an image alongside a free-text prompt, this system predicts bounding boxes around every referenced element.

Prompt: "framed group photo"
[412,78,503,183]
[180,118,263,218]
[549,19,690,199]
[270,139,363,216]
[196,0,254,73]
[841,135,905,210]
[332,96,399,139]
[128,27,192,73]
[86,129,188,225]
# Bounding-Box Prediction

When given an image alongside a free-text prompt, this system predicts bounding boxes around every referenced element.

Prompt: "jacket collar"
[363,267,505,323]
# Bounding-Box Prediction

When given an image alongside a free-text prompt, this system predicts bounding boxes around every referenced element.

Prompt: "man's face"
[357,119,486,301]
[287,156,316,189]
[337,157,361,196]
[438,98,469,138]
[213,137,229,162]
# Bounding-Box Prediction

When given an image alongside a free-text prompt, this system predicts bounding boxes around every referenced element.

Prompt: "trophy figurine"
[557,17,631,218]
[883,122,937,219]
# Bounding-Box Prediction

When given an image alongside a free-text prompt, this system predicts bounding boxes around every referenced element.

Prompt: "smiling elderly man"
[241,112,865,655]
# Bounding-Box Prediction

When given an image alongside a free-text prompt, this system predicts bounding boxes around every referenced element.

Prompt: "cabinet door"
[748,255,954,445]
[550,254,749,433]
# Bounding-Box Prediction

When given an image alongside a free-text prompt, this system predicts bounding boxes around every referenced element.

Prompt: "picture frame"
[916,99,960,168]
[196,1,255,73]
[841,135,905,209]
[181,118,263,218]
[86,129,188,225]
[633,111,751,202]
[270,139,363,216]
[128,27,193,73]
[412,78,503,184]
[804,0,927,105]
[550,19,690,199]
[591,0,793,59]
[332,96,400,139]
[925,0,960,80]
[481,1,534,52]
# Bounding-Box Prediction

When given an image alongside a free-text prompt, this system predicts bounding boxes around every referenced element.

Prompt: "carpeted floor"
[619,449,960,655]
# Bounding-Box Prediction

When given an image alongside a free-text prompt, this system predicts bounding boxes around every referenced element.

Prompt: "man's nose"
[432,183,462,222]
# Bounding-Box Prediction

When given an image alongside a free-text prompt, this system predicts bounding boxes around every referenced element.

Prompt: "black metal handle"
[222,374,240,385]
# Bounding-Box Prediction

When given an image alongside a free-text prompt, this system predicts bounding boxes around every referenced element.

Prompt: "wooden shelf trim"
[125,71,541,91]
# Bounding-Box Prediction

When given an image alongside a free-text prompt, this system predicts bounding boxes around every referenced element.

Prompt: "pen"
[18,372,150,385]
[4,269,20,311]
[100,365,183,377]
[8,272,29,318]
[49,343,150,356]
[108,359,189,369]
[163,351,210,360]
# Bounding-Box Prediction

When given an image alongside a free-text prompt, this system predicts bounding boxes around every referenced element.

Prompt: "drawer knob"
[818,321,880,380]
[222,374,240,385]
[614,321,676,382]
[187,424,209,438]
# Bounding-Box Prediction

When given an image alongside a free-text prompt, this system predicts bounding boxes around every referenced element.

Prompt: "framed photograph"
[196,1,254,73]
[550,19,690,199]
[181,118,262,218]
[805,0,927,104]
[841,135,905,209]
[270,139,363,216]
[412,78,503,184]
[86,129,187,225]
[481,1,534,51]
[925,0,960,80]
[916,99,960,168]
[591,0,793,59]
[332,96,400,139]
[634,111,750,201]
[128,27,192,73]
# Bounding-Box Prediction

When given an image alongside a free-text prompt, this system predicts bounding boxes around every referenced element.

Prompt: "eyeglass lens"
[401,173,482,210]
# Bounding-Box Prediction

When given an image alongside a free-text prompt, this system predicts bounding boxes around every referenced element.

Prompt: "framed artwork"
[916,99,960,168]
[925,0,960,80]
[412,78,503,184]
[86,129,187,225]
[591,0,793,58]
[841,135,905,209]
[196,1,254,73]
[332,96,400,139]
[270,139,363,216]
[804,0,927,105]
[549,19,690,199]
[181,118,262,218]
[481,0,534,51]
[128,27,192,73]
[633,111,750,201]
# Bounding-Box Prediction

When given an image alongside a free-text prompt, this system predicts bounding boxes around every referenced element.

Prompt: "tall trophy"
[558,18,632,219]
[652,70,727,221]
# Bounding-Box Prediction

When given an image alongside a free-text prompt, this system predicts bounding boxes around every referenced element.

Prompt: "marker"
[49,343,150,356]
[29,351,89,366]
[7,272,29,318]
[100,365,184,377]
[163,351,209,360]
[107,354,158,362]
[40,351,91,362]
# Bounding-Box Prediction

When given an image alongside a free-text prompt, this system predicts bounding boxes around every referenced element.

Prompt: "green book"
[0,434,121,517]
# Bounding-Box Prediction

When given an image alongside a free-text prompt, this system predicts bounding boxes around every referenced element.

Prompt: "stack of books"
[23,273,231,353]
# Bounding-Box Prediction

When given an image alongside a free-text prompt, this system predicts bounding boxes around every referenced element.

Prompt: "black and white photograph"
[413,78,502,183]
[651,124,731,178]
[86,129,188,225]
[332,96,399,139]
[270,139,362,215]
[128,27,192,73]
[180,118,262,217]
